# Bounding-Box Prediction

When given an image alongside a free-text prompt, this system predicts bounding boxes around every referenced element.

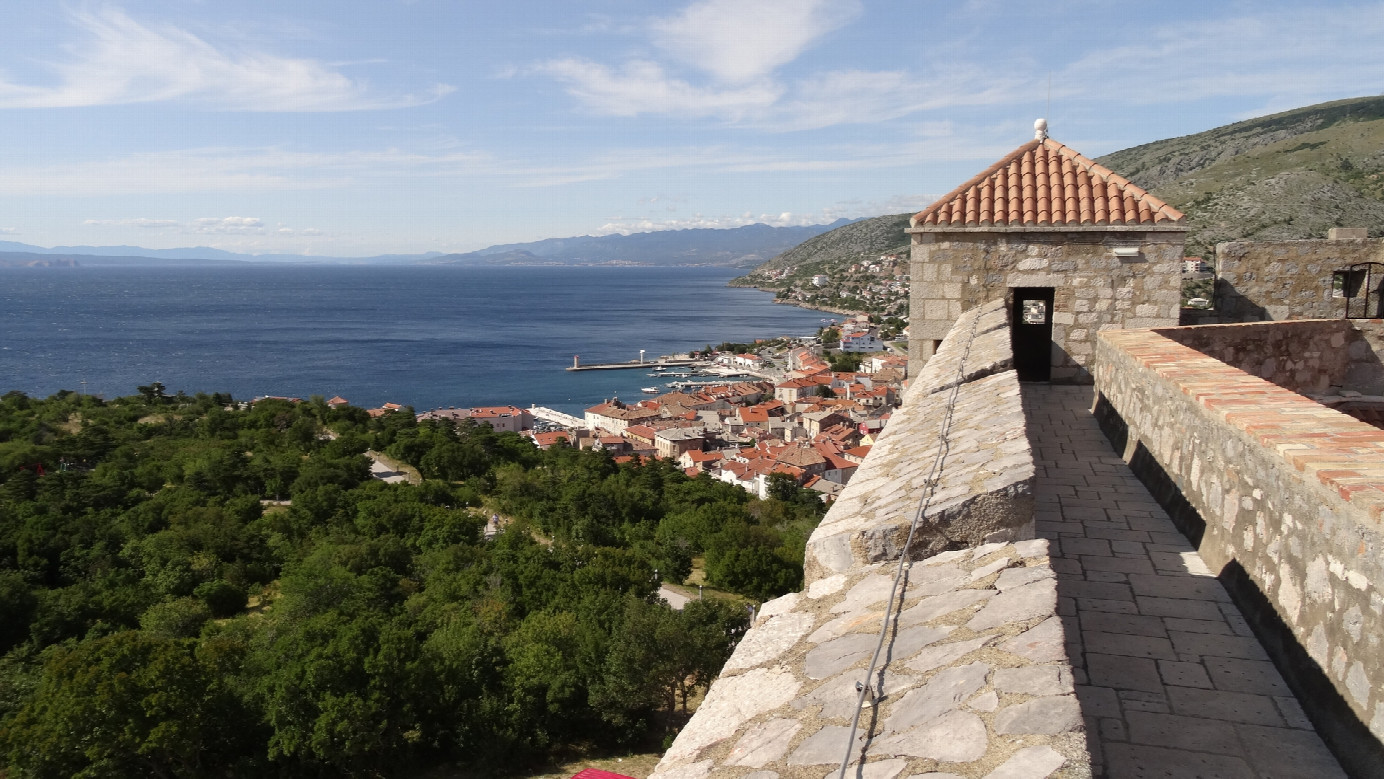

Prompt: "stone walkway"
[1023,385,1346,778]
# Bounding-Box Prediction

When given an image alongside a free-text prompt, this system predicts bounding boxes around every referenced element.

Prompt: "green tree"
[1,631,234,779]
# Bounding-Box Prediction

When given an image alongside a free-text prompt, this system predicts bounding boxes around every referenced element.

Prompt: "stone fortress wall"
[652,301,1095,779]
[1093,323,1384,771]
[1208,229,1384,324]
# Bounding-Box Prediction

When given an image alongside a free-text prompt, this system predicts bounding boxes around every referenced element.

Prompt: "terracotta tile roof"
[912,138,1183,228]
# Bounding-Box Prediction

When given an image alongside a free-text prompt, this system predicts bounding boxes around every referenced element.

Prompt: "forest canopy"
[0,389,824,777]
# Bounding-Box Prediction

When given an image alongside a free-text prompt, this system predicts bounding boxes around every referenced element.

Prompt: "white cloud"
[536,0,1025,130]
[538,58,780,119]
[0,227,20,235]
[193,217,263,234]
[0,6,452,111]
[650,0,860,84]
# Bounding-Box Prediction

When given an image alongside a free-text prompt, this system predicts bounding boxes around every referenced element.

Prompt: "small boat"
[641,387,659,394]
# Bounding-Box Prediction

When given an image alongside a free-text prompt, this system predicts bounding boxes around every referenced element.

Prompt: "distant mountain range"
[0,220,852,269]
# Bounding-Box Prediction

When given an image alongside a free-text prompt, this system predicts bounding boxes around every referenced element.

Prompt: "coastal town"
[399,313,911,502]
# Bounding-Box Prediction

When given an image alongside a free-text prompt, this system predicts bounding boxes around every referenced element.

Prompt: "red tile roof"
[912,138,1183,228]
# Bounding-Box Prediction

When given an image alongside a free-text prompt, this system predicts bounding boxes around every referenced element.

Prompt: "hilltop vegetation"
[735,96,1384,296]
[1097,95,1384,257]
[0,388,823,777]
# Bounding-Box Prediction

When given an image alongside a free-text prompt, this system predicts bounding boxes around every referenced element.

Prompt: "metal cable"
[835,254,994,778]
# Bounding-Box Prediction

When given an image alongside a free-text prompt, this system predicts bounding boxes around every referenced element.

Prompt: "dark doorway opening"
[1011,287,1055,381]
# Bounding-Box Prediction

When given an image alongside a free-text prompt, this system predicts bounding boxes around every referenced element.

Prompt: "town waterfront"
[0,264,831,415]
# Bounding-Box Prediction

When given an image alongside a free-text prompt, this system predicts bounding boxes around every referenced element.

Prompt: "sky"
[1,0,1381,257]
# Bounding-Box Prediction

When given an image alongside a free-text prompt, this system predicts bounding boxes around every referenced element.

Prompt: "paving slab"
[1021,385,1343,778]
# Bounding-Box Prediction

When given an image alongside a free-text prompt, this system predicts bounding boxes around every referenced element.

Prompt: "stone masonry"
[1154,318,1384,397]
[908,230,1185,382]
[805,300,1034,583]
[1214,234,1384,322]
[1026,385,1344,778]
[651,539,1090,779]
[1094,324,1384,774]
[651,304,1348,778]
[906,134,1186,382]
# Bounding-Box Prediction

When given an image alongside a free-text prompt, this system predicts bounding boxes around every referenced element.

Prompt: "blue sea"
[0,265,830,416]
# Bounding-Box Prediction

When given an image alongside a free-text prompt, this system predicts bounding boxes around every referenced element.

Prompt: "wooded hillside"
[0,388,823,777]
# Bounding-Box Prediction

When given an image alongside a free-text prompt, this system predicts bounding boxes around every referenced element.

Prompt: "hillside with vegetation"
[734,96,1384,306]
[1098,95,1384,258]
[730,213,912,315]
[0,388,823,777]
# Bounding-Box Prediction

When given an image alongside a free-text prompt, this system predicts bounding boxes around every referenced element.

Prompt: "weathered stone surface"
[821,759,909,779]
[981,745,1067,779]
[658,667,801,764]
[886,624,955,664]
[808,574,847,599]
[904,635,996,674]
[882,662,990,734]
[651,759,713,779]
[993,695,1082,735]
[805,633,881,680]
[966,577,1058,631]
[786,725,858,766]
[794,669,919,721]
[872,709,989,763]
[806,301,1035,583]
[726,718,802,768]
[832,574,898,613]
[902,564,970,599]
[968,690,999,712]
[724,612,815,671]
[997,616,1066,663]
[898,589,993,627]
[808,610,883,644]
[994,565,1054,591]
[992,665,1074,697]
[757,592,801,621]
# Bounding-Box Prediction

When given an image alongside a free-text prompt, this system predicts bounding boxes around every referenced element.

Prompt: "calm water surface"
[0,265,830,415]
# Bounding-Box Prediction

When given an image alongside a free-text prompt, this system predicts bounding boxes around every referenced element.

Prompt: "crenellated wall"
[1093,324,1384,769]
[651,301,1091,779]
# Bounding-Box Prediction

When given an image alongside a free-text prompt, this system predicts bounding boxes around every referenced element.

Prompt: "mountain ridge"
[0,221,852,268]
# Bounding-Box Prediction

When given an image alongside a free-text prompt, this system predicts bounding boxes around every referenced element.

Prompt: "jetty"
[565,354,706,372]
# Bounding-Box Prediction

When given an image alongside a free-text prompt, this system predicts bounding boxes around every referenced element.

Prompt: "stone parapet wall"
[1154,319,1384,396]
[650,540,1090,779]
[1215,237,1384,322]
[808,300,1035,585]
[1093,326,1384,759]
[650,301,1087,779]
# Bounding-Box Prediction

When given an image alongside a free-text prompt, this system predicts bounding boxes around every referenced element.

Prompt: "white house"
[840,333,886,353]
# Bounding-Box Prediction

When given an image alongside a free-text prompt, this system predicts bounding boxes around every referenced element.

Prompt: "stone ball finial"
[1034,118,1048,140]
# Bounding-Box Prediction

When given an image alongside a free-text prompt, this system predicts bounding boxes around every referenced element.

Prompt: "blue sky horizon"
[2,1,1381,257]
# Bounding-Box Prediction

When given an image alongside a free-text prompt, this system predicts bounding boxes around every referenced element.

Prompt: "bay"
[0,265,832,416]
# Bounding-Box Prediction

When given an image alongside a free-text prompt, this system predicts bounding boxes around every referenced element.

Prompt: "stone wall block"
[1094,324,1384,745]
